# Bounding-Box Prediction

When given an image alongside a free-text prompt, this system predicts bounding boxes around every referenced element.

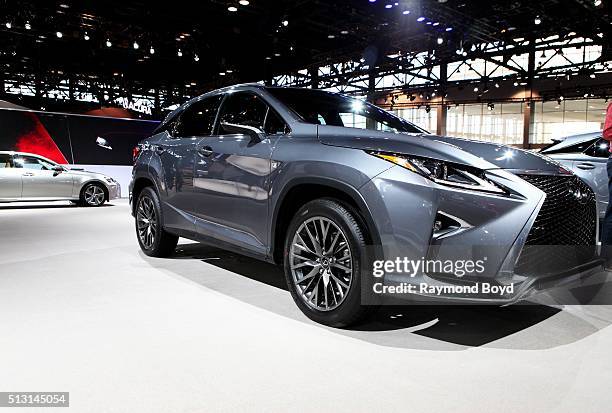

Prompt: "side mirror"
[220,122,265,143]
[52,165,64,172]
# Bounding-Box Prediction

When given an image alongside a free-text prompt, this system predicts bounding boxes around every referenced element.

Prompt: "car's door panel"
[0,154,22,200]
[13,154,74,199]
[192,92,286,255]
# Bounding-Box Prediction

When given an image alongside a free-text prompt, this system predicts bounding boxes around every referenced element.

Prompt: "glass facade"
[390,98,607,146]
[532,98,606,144]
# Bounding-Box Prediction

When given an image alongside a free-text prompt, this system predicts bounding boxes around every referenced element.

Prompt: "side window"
[13,155,54,170]
[218,92,268,134]
[585,138,609,158]
[264,109,288,135]
[0,154,13,168]
[174,95,222,137]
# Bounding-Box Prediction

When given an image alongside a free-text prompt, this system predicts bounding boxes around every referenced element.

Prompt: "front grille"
[514,174,597,275]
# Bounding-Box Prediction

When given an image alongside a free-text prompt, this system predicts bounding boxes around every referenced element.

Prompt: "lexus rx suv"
[1,151,120,206]
[130,84,602,327]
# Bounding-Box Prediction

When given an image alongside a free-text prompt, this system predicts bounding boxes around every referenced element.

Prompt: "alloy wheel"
[289,216,353,311]
[84,185,105,206]
[136,196,157,249]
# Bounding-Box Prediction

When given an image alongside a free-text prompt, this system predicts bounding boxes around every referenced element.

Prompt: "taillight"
[132,145,141,164]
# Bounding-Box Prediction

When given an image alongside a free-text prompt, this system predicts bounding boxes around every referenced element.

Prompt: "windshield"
[267,88,424,134]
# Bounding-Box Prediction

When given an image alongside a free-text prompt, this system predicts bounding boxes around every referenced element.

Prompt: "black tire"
[283,198,374,327]
[79,182,106,207]
[135,186,178,257]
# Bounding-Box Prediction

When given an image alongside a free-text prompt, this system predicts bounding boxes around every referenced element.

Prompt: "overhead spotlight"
[494,82,500,88]
[228,6,238,12]
[473,86,479,92]
[513,81,519,86]
[83,32,90,40]
[105,39,112,47]
[226,69,233,73]
[274,52,281,57]
[385,4,393,8]
[239,0,250,4]
[590,73,596,78]
[56,31,63,38]
[150,46,155,54]
[437,37,443,45]
[534,16,541,25]
[219,72,226,76]
[282,20,289,26]
[445,27,453,32]
[194,54,200,62]
[24,21,31,30]
[402,10,410,15]
[595,0,602,6]
[340,30,349,35]
[431,91,436,97]
[133,41,139,50]
[5,22,11,29]
[417,17,426,22]
[265,56,271,60]
[462,51,467,56]
[177,49,183,57]
[432,22,440,26]
[328,34,335,39]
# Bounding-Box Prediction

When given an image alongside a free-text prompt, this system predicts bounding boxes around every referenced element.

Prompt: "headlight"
[370,152,506,194]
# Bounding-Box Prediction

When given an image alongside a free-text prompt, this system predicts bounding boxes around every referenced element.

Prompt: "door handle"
[576,163,596,170]
[22,172,34,177]
[198,146,214,157]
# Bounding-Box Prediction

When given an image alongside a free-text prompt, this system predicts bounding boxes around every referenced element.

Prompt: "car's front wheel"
[283,199,372,327]
[80,182,106,207]
[135,187,178,257]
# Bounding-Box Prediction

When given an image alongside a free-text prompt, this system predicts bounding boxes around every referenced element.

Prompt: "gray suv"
[130,84,601,326]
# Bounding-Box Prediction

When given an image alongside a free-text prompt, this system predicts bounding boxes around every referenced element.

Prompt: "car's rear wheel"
[80,182,106,207]
[283,198,372,327]
[135,187,178,257]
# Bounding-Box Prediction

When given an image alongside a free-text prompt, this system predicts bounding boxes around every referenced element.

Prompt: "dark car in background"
[129,84,602,327]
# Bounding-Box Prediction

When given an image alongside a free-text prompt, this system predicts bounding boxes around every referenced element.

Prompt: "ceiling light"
[194,54,200,62]
[265,56,271,60]
[402,10,410,14]
[24,21,31,30]
[83,32,90,40]
[341,30,349,35]
[473,86,479,92]
[417,17,425,22]
[385,4,393,8]
[226,69,233,73]
[219,72,226,76]
[437,37,443,45]
[274,52,281,57]
[133,41,139,50]
[328,34,335,39]
[432,22,439,26]
[595,0,602,6]
[177,49,183,57]
[5,22,11,29]
[445,27,453,31]
[494,82,500,88]
[106,39,112,47]
[228,6,238,12]
[150,46,155,54]
[239,0,250,4]
[534,16,541,25]
[282,20,289,26]
[56,31,63,38]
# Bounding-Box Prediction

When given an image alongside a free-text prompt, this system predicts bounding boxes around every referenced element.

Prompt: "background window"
[176,95,222,137]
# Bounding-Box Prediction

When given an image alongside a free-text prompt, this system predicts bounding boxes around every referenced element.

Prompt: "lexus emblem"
[567,181,588,204]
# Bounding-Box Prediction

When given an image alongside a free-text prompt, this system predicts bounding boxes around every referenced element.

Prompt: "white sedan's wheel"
[82,184,105,206]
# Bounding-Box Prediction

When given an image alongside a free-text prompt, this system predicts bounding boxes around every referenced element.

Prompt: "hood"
[317,125,565,173]
[65,168,111,180]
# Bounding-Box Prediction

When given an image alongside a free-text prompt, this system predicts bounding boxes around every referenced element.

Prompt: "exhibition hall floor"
[1,200,612,413]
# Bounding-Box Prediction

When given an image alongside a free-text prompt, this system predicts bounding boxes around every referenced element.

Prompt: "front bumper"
[359,165,601,304]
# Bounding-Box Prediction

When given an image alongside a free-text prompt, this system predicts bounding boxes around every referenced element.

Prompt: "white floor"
[1,199,612,413]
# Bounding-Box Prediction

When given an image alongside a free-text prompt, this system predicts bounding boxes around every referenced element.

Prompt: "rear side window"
[0,154,13,168]
[174,95,222,137]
